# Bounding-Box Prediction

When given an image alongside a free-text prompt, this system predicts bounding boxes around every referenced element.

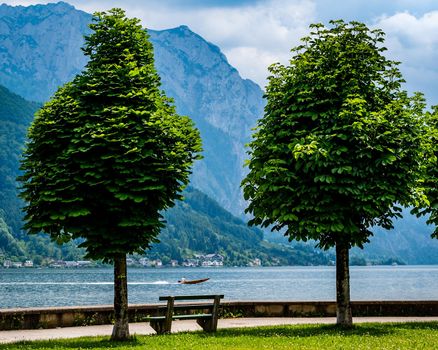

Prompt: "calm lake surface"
[1,266,437,309]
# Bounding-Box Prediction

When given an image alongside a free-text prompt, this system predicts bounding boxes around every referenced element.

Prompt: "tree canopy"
[19,8,202,261]
[414,106,438,238]
[242,20,428,250]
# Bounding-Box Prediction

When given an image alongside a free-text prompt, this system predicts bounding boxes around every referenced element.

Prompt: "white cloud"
[1,0,49,5]
[4,0,438,102]
[375,11,438,103]
[224,46,280,88]
[1,0,27,4]
[182,0,315,87]
[104,0,316,88]
[377,11,438,47]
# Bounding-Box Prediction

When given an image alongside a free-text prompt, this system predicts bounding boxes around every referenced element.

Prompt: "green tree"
[19,9,201,340]
[242,20,428,327]
[413,106,438,238]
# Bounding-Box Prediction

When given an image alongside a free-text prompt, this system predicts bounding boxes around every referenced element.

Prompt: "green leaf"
[68,209,91,217]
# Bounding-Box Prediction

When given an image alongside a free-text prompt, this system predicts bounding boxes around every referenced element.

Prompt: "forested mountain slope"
[0,85,39,234]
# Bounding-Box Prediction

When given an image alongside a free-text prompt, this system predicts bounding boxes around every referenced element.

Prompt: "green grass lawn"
[1,322,437,350]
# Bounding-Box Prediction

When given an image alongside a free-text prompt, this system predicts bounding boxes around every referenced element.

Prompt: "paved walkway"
[1,317,437,344]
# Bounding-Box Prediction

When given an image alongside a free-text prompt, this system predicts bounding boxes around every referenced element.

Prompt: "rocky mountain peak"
[148,26,264,213]
[150,26,263,141]
[0,2,90,102]
[0,1,78,22]
[155,24,230,71]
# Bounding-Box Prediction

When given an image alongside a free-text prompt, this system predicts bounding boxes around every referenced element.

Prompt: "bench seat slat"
[172,313,212,320]
[146,313,212,321]
[158,304,215,310]
[147,316,166,321]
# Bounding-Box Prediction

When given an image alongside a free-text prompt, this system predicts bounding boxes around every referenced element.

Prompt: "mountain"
[0,83,329,266]
[0,85,39,235]
[152,187,330,266]
[150,26,264,214]
[355,211,438,265]
[0,1,263,217]
[265,213,438,265]
[0,2,89,103]
[0,2,436,265]
[0,84,82,262]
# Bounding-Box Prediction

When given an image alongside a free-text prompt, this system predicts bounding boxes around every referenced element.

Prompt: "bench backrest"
[159,295,224,301]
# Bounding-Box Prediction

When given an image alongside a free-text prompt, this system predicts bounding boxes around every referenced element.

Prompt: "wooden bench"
[147,294,224,334]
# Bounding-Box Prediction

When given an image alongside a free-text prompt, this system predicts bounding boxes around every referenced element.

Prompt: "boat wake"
[130,281,174,285]
[0,282,113,285]
[0,281,175,286]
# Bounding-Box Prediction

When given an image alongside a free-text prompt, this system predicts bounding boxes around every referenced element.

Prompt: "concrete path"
[0,317,437,344]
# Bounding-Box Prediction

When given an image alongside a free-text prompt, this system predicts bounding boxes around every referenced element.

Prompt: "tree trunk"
[336,240,353,327]
[111,254,130,340]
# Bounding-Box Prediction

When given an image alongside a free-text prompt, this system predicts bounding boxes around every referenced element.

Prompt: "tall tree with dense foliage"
[242,20,428,326]
[413,106,438,238]
[19,9,201,340]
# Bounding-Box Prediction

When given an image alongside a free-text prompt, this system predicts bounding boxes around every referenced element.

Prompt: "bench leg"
[196,318,217,332]
[150,298,174,334]
[150,319,171,334]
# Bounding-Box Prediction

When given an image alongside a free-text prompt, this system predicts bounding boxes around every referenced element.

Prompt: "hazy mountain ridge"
[0,2,436,265]
[362,211,438,264]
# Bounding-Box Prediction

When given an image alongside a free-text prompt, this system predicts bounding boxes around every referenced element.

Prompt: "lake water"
[1,266,437,309]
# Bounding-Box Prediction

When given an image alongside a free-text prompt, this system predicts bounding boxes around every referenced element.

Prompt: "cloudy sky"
[3,0,438,102]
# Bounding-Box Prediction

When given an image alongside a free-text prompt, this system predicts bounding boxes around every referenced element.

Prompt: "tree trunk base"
[111,319,131,341]
[336,240,353,327]
[111,254,130,341]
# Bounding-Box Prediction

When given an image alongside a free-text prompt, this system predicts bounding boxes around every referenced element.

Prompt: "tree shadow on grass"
[0,336,141,350]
